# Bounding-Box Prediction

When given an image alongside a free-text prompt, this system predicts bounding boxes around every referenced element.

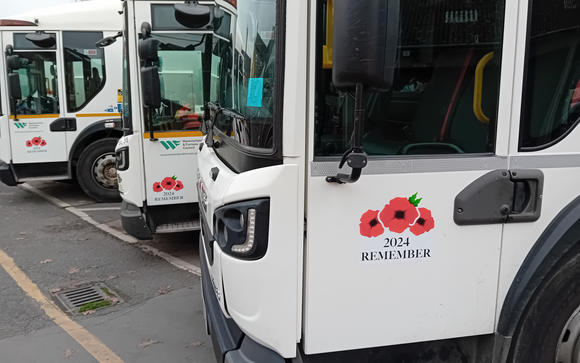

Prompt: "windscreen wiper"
[203,102,246,147]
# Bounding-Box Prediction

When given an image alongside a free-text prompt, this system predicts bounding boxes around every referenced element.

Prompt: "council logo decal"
[160,140,180,150]
[358,193,435,263]
[25,137,47,147]
[14,123,27,129]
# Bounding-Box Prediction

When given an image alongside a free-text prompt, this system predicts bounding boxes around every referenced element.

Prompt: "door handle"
[454,169,544,226]
[50,117,77,132]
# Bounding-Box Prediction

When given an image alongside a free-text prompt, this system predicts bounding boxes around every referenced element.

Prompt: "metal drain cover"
[54,284,120,313]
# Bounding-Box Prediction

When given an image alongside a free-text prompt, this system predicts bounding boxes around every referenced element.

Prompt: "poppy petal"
[388,218,409,233]
[418,208,432,219]
[360,222,373,238]
[370,223,384,237]
[410,223,426,236]
[404,206,419,224]
[379,205,395,226]
[360,210,379,224]
[389,197,411,210]
[424,218,435,232]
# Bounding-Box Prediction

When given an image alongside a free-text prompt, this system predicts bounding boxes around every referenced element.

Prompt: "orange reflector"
[224,0,237,8]
[0,19,37,26]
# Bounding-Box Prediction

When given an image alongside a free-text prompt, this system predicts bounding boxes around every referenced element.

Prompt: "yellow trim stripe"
[76,113,121,118]
[143,131,204,138]
[9,114,59,119]
[0,248,125,363]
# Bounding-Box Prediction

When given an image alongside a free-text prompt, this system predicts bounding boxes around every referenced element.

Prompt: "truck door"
[303,0,530,354]
[3,31,67,164]
[134,2,208,213]
[498,0,580,327]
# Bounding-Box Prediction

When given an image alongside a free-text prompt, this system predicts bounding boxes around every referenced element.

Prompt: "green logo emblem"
[160,140,181,150]
[14,123,27,129]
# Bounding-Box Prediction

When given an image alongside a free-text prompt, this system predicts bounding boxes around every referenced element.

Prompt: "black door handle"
[454,169,544,226]
[50,118,77,132]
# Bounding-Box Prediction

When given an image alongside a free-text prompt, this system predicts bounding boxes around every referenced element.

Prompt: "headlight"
[214,199,270,260]
[116,147,129,171]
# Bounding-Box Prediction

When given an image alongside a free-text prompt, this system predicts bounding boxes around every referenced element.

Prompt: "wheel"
[509,244,580,363]
[76,138,121,203]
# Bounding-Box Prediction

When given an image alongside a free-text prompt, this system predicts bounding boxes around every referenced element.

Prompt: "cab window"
[13,52,59,115]
[63,32,106,112]
[145,33,208,132]
[315,0,506,157]
[519,1,580,151]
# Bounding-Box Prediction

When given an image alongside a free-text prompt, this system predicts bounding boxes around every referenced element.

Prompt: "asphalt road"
[0,182,215,363]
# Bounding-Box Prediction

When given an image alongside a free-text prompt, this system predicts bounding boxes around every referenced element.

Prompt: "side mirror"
[138,37,158,62]
[96,35,119,48]
[332,0,400,92]
[174,3,212,29]
[141,66,161,109]
[25,32,56,48]
[7,54,20,71]
[8,73,21,100]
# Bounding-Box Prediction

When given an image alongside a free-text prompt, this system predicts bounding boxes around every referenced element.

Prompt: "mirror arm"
[148,107,157,141]
[11,98,18,121]
[326,83,368,184]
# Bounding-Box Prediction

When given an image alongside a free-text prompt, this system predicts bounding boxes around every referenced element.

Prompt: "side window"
[145,33,207,132]
[519,1,580,151]
[315,1,506,157]
[13,52,59,115]
[63,32,106,112]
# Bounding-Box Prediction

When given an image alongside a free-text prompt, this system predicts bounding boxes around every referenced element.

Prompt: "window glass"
[315,1,505,157]
[14,33,56,50]
[145,33,208,132]
[63,32,106,112]
[519,0,580,150]
[211,0,277,149]
[13,52,59,115]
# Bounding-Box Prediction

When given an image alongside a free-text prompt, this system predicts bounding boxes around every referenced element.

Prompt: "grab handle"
[474,52,494,125]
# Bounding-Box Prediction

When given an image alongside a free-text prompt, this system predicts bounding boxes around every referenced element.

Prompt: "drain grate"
[54,284,120,313]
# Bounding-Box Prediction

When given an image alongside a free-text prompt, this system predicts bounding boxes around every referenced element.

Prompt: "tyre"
[509,244,580,363]
[76,138,121,203]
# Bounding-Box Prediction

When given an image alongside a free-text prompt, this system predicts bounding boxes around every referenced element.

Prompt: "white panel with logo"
[143,134,202,206]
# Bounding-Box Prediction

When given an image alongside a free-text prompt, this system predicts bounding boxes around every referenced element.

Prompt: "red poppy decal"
[173,180,184,191]
[26,137,47,147]
[153,182,163,192]
[410,208,435,236]
[379,197,419,233]
[162,176,177,190]
[152,175,184,192]
[360,193,435,237]
[360,210,384,238]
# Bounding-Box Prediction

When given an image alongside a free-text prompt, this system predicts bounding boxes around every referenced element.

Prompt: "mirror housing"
[139,37,158,62]
[96,33,121,48]
[141,66,161,109]
[25,31,56,48]
[8,73,21,100]
[174,2,212,29]
[332,0,400,92]
[7,54,20,71]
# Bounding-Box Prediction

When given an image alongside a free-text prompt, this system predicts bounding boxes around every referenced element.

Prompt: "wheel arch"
[69,118,123,170]
[497,195,580,337]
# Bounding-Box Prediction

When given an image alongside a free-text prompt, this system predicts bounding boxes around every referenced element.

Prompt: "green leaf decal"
[408,192,422,207]
[172,175,177,180]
